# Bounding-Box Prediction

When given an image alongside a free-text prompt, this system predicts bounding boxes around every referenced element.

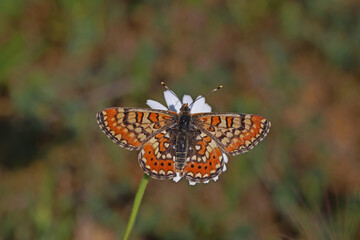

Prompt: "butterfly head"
[180,103,191,115]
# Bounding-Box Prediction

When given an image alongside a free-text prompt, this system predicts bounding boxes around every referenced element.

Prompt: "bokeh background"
[1,0,359,239]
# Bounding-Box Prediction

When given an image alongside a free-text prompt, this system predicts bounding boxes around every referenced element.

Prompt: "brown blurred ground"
[0,0,359,239]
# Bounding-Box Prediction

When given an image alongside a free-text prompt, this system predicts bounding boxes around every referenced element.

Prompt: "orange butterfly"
[97,84,270,185]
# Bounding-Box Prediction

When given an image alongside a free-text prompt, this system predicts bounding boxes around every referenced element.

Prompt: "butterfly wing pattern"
[96,108,176,150]
[97,107,179,180]
[97,100,271,184]
[193,113,271,155]
[138,129,177,180]
[183,131,225,183]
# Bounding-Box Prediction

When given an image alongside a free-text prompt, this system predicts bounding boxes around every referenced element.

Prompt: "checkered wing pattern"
[193,113,271,155]
[183,131,225,183]
[138,130,176,180]
[96,108,177,150]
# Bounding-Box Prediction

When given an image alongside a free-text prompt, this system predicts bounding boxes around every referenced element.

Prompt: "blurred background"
[1,0,359,239]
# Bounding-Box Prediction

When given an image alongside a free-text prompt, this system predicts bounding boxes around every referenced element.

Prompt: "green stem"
[123,174,150,240]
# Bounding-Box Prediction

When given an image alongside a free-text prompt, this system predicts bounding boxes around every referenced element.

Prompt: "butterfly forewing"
[96,108,177,150]
[193,113,271,155]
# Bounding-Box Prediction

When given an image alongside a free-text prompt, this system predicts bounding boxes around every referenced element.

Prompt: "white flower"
[146,90,228,186]
[146,90,212,114]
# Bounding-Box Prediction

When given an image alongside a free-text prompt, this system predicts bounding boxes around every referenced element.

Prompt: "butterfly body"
[97,100,270,183]
[172,104,195,171]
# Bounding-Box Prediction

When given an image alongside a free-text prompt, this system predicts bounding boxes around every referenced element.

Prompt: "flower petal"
[223,153,228,164]
[146,100,168,110]
[222,154,228,172]
[182,95,193,105]
[188,180,197,186]
[164,90,181,113]
[222,163,227,172]
[190,96,211,114]
[172,172,182,182]
[202,103,212,113]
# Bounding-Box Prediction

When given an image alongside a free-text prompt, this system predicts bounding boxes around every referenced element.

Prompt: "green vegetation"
[0,0,359,239]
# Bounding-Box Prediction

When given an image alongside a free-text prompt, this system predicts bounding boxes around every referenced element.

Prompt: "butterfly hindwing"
[193,113,271,155]
[138,130,176,180]
[184,131,225,183]
[96,108,177,150]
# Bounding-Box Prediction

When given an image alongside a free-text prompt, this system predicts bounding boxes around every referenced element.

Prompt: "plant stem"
[123,174,150,240]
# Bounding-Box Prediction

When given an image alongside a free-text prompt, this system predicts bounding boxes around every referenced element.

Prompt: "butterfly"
[96,84,271,184]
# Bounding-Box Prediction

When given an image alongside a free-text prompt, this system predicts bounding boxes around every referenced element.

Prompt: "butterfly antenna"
[189,85,223,108]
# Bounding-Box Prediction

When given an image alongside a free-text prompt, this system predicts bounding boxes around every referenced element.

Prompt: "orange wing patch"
[194,113,271,155]
[138,130,176,180]
[96,108,175,150]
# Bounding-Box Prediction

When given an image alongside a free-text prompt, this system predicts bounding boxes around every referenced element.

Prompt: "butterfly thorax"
[174,104,192,171]
[178,104,191,131]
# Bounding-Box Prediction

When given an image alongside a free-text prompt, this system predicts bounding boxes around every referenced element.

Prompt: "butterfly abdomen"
[175,132,188,170]
[174,109,192,171]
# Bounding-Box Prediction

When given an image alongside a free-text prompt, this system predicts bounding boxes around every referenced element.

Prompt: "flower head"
[146,90,228,186]
[146,90,212,114]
